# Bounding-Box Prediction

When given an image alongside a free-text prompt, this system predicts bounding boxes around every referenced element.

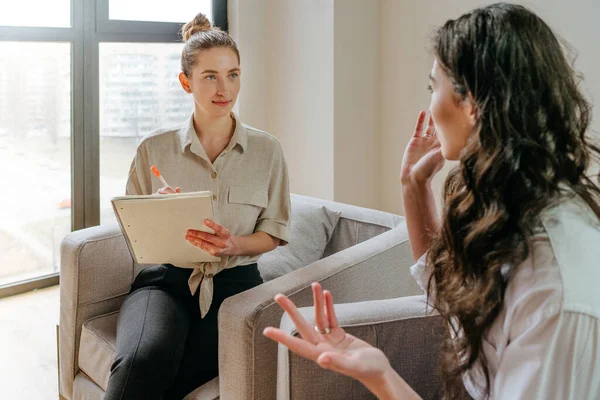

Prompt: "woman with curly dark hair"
[263,3,600,399]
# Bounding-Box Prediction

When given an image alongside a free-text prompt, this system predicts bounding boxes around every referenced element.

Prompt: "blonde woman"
[105,13,290,400]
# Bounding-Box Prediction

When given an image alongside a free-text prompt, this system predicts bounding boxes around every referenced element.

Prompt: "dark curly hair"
[427,3,600,398]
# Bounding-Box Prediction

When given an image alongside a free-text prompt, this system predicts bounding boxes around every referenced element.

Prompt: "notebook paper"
[111,191,221,265]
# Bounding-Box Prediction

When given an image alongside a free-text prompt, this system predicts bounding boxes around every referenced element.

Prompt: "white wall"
[228,0,269,130]
[334,0,382,209]
[266,0,335,200]
[231,0,600,213]
[380,0,600,214]
[231,0,335,200]
[231,0,380,206]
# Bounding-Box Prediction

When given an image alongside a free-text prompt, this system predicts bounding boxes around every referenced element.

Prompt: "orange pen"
[151,165,170,188]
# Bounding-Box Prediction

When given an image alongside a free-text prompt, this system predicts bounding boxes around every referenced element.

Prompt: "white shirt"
[410,195,600,399]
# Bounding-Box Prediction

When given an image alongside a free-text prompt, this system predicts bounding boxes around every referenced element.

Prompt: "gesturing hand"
[263,283,392,385]
[400,111,445,184]
[185,219,239,257]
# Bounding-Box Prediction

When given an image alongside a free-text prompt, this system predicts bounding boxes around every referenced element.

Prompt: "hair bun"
[181,13,213,42]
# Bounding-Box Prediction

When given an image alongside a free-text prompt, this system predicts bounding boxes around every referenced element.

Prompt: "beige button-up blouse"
[126,112,291,317]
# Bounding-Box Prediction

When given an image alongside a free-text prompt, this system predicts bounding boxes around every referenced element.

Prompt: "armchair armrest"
[278,296,445,400]
[59,223,136,399]
[217,224,423,400]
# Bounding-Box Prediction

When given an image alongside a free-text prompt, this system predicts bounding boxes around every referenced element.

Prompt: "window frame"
[0,0,226,298]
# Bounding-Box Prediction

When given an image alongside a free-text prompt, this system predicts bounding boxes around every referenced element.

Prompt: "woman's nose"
[216,79,228,96]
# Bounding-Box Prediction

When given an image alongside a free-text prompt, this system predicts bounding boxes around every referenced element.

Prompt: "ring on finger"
[315,326,331,335]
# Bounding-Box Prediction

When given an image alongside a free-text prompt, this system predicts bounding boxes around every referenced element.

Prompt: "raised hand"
[263,283,392,385]
[400,111,445,184]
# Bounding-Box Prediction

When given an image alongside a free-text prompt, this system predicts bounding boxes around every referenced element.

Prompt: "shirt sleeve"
[410,252,431,294]
[125,144,152,196]
[254,142,291,245]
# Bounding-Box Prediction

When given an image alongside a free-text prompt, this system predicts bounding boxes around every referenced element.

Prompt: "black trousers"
[104,263,263,400]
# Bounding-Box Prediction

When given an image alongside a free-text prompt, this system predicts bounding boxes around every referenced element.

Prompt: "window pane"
[0,0,70,28]
[109,0,212,24]
[99,43,194,224]
[0,42,71,286]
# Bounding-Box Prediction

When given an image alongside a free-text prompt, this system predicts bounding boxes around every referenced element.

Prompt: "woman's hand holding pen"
[157,186,181,194]
[151,165,242,257]
[150,165,273,257]
[151,165,181,194]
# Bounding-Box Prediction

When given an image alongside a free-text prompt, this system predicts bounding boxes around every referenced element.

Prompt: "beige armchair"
[58,194,422,399]
[276,296,445,400]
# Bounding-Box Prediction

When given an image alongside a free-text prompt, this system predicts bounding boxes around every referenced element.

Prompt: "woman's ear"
[179,72,192,93]
[463,94,478,128]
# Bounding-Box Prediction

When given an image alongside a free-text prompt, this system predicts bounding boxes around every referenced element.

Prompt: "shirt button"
[206,273,214,279]
[212,195,217,201]
[211,171,217,179]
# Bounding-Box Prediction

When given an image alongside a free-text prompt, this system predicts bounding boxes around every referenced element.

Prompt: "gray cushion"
[258,200,341,281]
[77,311,220,399]
[78,312,118,391]
[183,377,220,399]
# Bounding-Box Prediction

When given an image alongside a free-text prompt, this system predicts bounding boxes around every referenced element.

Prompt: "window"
[0,0,70,28]
[99,43,194,225]
[109,0,212,24]
[0,1,227,296]
[0,42,71,286]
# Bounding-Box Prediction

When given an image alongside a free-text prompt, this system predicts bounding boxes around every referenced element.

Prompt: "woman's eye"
[230,73,239,79]
[206,75,216,81]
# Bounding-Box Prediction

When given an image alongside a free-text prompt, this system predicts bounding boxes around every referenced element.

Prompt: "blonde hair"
[180,13,240,77]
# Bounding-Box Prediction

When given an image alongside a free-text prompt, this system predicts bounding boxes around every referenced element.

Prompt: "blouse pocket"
[226,186,268,229]
[228,186,268,209]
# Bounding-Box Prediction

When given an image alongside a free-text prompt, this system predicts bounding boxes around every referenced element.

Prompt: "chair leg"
[56,324,65,400]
